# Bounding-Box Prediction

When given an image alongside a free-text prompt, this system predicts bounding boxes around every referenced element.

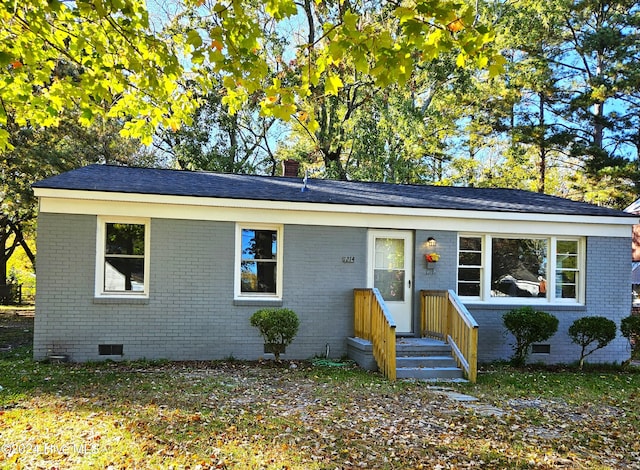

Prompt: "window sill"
[93,296,149,305]
[462,300,585,311]
[233,298,283,307]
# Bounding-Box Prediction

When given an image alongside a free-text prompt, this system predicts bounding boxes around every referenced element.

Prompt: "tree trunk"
[0,225,7,285]
[303,0,315,46]
[8,220,35,267]
[538,92,546,194]
[593,101,604,150]
[324,146,348,180]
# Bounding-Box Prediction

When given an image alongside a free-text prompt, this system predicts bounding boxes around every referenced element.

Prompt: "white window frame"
[95,216,150,298]
[457,234,585,305]
[234,223,283,301]
[457,235,484,301]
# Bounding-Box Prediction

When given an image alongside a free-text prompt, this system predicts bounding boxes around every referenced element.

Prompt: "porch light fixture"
[425,237,438,274]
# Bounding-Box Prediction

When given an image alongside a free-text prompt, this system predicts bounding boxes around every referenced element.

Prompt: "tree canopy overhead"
[0,0,503,150]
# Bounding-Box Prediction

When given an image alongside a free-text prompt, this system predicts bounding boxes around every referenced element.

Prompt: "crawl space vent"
[99,344,123,356]
[531,344,551,354]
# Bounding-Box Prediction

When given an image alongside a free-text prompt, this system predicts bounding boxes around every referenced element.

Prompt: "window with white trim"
[96,217,150,297]
[555,240,580,299]
[457,235,584,303]
[235,224,283,299]
[458,236,483,297]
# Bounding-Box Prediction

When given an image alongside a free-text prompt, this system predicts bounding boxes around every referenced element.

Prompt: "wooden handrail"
[354,288,396,381]
[420,290,479,383]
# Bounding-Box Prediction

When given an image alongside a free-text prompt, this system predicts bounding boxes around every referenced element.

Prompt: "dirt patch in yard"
[0,307,34,351]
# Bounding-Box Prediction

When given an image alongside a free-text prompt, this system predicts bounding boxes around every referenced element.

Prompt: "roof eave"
[33,187,639,227]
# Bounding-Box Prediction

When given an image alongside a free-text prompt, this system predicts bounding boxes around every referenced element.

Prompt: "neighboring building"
[625,200,640,309]
[32,164,636,365]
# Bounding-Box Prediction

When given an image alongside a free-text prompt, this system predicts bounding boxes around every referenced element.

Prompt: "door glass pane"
[374,238,404,269]
[374,238,405,301]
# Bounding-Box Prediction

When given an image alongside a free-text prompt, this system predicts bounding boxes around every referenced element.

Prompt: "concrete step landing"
[347,336,465,381]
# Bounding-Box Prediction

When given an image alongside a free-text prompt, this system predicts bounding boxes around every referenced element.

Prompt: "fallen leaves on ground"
[1,359,639,469]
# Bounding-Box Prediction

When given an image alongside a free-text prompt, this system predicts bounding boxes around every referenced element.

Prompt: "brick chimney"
[282,159,300,177]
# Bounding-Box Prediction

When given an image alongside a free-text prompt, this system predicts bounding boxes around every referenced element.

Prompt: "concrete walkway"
[427,386,506,417]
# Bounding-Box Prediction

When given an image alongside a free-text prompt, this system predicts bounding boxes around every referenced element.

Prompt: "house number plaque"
[342,256,355,263]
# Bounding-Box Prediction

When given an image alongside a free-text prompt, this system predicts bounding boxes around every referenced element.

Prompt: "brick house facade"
[32,165,637,364]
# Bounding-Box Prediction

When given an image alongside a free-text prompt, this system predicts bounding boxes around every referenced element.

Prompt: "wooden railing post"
[357,289,478,382]
[353,288,396,381]
[420,292,426,337]
[445,291,452,341]
[419,290,479,383]
[468,324,478,383]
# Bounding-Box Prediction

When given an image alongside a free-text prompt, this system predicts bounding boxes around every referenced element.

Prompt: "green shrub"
[568,316,617,370]
[250,308,299,361]
[621,315,640,365]
[503,307,559,367]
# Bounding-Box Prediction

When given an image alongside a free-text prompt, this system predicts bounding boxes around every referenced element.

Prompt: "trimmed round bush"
[621,315,640,365]
[503,307,559,367]
[250,308,299,361]
[568,316,617,369]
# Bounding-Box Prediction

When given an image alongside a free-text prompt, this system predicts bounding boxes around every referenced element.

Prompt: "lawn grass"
[461,362,640,403]
[1,314,639,469]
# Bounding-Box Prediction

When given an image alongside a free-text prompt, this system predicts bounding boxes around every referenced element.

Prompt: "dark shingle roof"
[32,164,633,218]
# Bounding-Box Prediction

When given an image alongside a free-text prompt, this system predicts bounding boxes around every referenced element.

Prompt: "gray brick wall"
[412,230,458,333]
[280,225,367,359]
[34,212,631,366]
[34,214,367,361]
[34,214,97,360]
[413,231,457,290]
[469,236,631,365]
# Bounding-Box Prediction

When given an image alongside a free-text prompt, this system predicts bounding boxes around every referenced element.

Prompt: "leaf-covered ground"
[1,311,639,469]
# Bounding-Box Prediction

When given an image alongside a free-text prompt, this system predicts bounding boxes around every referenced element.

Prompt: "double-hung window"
[235,224,283,300]
[458,236,483,297]
[457,235,584,304]
[96,217,150,297]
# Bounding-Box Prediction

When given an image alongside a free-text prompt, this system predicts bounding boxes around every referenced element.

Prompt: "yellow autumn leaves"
[0,0,503,150]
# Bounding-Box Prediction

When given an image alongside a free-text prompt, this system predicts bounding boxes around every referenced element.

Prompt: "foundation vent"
[531,344,551,354]
[98,344,123,356]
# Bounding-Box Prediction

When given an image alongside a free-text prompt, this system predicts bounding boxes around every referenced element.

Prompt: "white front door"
[368,230,414,334]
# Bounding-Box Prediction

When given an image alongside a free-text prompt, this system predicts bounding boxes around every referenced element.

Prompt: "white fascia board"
[35,188,638,238]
